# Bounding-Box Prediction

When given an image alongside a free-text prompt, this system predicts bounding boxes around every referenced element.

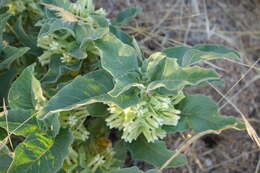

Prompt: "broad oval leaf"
[38,69,114,119]
[0,145,13,173]
[0,46,29,70]
[127,137,187,168]
[112,8,142,26]
[8,128,73,173]
[164,95,244,133]
[38,70,140,119]
[162,44,240,66]
[144,55,219,91]
[8,64,46,110]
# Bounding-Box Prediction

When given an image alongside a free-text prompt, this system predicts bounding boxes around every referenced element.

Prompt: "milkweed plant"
[0,0,244,173]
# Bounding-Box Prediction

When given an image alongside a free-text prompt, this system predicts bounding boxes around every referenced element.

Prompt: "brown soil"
[96,0,260,172]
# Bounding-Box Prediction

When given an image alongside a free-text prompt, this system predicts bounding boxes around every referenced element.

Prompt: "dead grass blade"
[3,100,13,150]
[209,83,260,148]
[157,125,237,172]
[217,58,260,104]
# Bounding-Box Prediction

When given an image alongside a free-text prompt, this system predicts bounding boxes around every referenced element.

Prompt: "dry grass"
[96,0,260,172]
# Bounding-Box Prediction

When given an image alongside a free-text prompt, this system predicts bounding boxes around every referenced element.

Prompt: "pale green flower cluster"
[106,92,185,143]
[60,107,90,141]
[37,34,77,65]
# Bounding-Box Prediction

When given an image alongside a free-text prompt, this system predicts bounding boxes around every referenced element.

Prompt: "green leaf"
[0,66,16,107]
[37,113,61,137]
[0,127,7,140]
[14,16,42,56]
[75,23,108,45]
[144,54,219,91]
[0,46,29,70]
[95,33,142,97]
[109,26,134,46]
[38,69,139,119]
[161,44,240,66]
[165,95,243,133]
[41,54,64,84]
[8,64,46,110]
[0,145,13,173]
[161,46,191,66]
[112,8,142,26]
[0,13,11,48]
[182,45,240,66]
[145,170,161,173]
[37,18,76,37]
[38,70,114,119]
[85,103,108,118]
[127,137,187,168]
[0,109,38,136]
[108,167,142,173]
[8,128,73,173]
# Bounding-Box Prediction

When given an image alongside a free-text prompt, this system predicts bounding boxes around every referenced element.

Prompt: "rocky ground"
[96,0,260,172]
